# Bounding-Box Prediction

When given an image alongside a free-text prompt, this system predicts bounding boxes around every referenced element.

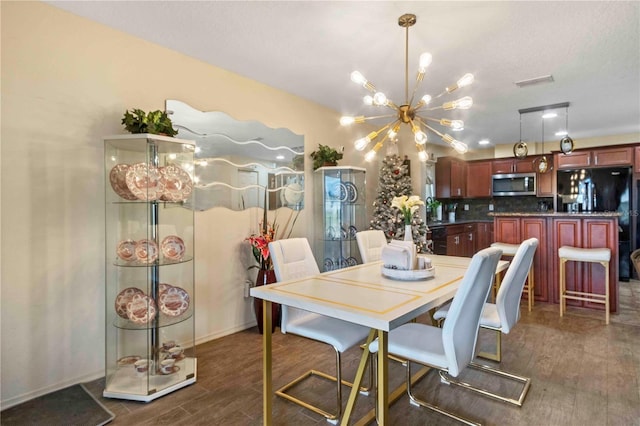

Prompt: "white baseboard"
[194,320,257,346]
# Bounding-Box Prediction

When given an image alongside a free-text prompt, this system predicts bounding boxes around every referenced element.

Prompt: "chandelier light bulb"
[418,52,433,72]
[364,150,377,162]
[452,140,468,154]
[421,94,432,105]
[418,150,428,162]
[457,73,474,88]
[373,92,388,106]
[354,137,369,151]
[443,96,473,110]
[439,119,464,130]
[414,130,428,145]
[363,95,374,106]
[340,116,355,126]
[350,71,367,86]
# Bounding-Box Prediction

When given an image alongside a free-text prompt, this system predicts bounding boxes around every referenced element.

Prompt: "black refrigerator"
[557,166,632,281]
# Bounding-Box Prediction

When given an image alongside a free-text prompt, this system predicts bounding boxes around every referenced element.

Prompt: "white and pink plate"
[115,287,145,319]
[125,163,164,201]
[161,235,185,261]
[159,286,190,317]
[135,239,158,264]
[160,165,193,202]
[116,239,137,262]
[109,164,137,200]
[126,294,157,324]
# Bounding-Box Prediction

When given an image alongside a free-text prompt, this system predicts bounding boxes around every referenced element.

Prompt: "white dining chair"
[433,237,538,406]
[369,247,502,425]
[268,238,371,423]
[355,230,388,263]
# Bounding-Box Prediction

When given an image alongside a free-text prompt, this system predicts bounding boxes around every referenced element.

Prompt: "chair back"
[496,238,539,333]
[268,238,320,334]
[356,230,388,263]
[442,247,502,377]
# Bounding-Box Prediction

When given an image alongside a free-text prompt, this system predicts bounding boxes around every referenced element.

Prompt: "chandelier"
[340,13,474,162]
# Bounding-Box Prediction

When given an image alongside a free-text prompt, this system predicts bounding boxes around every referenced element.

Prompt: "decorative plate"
[326,226,336,239]
[381,266,436,281]
[282,182,304,206]
[328,182,348,202]
[115,287,144,319]
[339,257,349,268]
[348,225,358,239]
[560,136,574,154]
[125,163,164,201]
[323,258,334,271]
[160,164,193,202]
[159,286,190,317]
[344,181,358,203]
[109,164,137,200]
[513,142,528,159]
[116,239,137,261]
[126,294,157,324]
[161,235,185,261]
[117,355,141,366]
[340,227,348,240]
[346,256,358,267]
[159,283,173,295]
[135,239,158,264]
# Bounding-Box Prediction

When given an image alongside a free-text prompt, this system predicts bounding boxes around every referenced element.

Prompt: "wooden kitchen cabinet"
[476,222,494,250]
[491,158,536,174]
[635,145,640,174]
[557,146,633,169]
[494,216,549,303]
[465,160,492,198]
[436,157,466,198]
[536,158,555,197]
[432,223,476,257]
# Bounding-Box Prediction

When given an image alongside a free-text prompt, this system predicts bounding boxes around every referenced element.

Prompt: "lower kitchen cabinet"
[432,223,477,257]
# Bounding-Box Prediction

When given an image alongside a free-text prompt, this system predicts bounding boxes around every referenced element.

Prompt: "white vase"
[404,224,413,242]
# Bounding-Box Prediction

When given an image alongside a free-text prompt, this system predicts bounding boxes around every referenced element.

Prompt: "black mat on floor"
[1,384,114,426]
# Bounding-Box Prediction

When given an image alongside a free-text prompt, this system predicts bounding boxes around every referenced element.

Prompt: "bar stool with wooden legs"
[559,246,611,324]
[491,242,535,311]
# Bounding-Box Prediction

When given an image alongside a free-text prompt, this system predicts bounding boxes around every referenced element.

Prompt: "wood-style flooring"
[85,280,640,425]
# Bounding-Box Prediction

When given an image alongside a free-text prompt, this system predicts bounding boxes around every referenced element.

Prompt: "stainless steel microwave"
[492,172,536,196]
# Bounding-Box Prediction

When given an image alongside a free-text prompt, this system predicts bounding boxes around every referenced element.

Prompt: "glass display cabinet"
[313,166,366,271]
[104,134,196,401]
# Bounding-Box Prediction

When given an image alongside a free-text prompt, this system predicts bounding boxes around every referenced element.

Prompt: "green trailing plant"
[310,144,343,170]
[121,108,178,136]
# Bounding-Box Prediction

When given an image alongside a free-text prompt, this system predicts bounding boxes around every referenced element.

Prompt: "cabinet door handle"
[589,156,592,165]
[469,233,473,241]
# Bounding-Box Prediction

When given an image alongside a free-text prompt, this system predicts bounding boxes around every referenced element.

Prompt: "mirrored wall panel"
[166,100,304,211]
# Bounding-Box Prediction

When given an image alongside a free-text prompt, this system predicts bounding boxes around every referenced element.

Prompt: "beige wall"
[1,1,380,407]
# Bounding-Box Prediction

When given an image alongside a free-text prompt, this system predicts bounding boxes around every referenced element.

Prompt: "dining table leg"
[262,300,273,426]
[340,329,376,425]
[377,330,389,424]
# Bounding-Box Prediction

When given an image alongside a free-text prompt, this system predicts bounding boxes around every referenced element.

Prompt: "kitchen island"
[490,212,620,313]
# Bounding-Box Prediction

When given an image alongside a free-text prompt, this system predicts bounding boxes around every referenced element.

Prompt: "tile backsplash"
[435,196,554,221]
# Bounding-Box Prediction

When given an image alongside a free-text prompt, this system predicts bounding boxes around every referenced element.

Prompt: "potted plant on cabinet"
[310,144,343,170]
[121,108,178,137]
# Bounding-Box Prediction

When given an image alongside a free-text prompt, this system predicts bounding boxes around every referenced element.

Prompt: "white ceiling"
[47,1,640,151]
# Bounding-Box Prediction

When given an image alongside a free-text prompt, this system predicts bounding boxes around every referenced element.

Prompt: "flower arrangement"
[392,195,424,225]
[246,221,278,270]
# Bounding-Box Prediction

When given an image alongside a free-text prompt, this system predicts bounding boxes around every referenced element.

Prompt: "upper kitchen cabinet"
[634,145,640,174]
[436,157,466,198]
[556,146,634,169]
[491,158,536,174]
[536,156,555,197]
[465,160,492,198]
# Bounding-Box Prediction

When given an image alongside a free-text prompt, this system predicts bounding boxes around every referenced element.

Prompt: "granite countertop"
[488,211,622,217]
[427,219,493,227]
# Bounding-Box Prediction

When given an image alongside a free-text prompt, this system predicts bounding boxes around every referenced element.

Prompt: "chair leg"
[527,267,534,312]
[477,326,501,362]
[439,362,531,407]
[405,361,482,426]
[275,345,371,423]
[559,258,566,318]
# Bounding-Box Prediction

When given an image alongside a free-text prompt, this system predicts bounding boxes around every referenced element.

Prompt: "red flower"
[246,221,278,270]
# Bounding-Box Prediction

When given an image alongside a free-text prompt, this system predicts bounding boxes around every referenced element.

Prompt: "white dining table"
[250,254,509,425]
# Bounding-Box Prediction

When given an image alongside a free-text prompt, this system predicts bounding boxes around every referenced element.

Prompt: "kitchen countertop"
[488,211,622,217]
[427,219,492,228]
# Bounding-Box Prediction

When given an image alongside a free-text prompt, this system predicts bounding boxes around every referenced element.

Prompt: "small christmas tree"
[370,154,430,253]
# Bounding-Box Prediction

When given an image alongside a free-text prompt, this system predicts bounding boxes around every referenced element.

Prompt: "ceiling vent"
[514,75,554,88]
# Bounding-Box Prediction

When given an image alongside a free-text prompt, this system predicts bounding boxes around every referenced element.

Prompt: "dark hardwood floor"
[85,280,640,425]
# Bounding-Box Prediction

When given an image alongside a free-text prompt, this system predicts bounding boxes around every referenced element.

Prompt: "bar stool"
[491,242,535,311]
[558,246,611,324]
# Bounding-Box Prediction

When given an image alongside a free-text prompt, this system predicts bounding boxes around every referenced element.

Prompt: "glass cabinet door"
[313,166,366,271]
[104,134,196,401]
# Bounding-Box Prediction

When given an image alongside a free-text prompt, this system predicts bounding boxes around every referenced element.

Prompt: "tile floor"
[85,280,640,425]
